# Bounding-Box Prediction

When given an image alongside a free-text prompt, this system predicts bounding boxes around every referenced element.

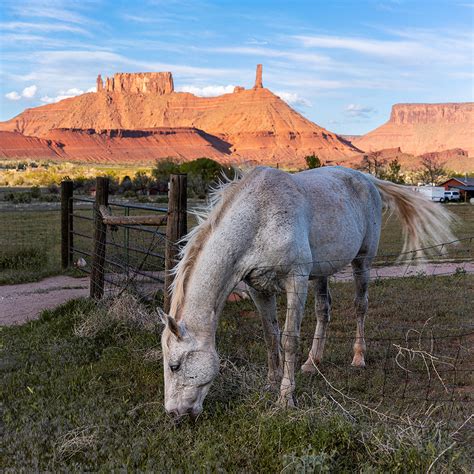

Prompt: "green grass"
[1,276,472,471]
[377,203,474,258]
[0,210,62,284]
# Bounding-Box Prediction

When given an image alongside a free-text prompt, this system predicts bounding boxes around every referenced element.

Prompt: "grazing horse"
[159,166,455,417]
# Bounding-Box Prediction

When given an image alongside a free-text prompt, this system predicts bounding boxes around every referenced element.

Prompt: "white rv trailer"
[415,186,446,202]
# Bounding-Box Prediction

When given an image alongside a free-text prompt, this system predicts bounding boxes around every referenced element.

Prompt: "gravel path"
[0,276,89,326]
[1,262,473,326]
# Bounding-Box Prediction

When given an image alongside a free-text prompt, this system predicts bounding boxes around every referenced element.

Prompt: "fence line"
[60,177,472,433]
[64,174,186,303]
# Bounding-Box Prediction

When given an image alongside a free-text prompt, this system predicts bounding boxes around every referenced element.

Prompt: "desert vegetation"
[0,157,234,200]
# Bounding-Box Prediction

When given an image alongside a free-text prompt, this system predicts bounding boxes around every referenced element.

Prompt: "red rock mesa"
[0,65,360,166]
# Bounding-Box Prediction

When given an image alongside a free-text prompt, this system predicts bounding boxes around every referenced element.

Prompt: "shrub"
[30,186,41,199]
[305,154,323,169]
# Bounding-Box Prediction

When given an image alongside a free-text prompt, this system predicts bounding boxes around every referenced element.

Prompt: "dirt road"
[1,262,472,326]
[0,276,89,326]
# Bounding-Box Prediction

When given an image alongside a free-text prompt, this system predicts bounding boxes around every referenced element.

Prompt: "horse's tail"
[371,178,457,260]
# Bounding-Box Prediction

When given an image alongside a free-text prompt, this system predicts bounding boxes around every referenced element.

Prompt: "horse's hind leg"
[278,276,309,407]
[248,287,282,387]
[301,277,331,373]
[351,257,370,368]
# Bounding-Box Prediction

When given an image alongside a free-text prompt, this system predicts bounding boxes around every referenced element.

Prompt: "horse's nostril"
[167,409,179,418]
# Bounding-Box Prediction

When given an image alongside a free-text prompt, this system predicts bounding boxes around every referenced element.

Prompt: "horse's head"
[159,310,219,419]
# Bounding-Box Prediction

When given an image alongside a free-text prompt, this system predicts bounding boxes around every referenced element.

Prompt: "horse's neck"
[181,226,248,334]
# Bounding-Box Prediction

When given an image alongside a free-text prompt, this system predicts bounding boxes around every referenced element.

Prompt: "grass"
[377,203,474,258]
[0,209,62,284]
[1,276,472,471]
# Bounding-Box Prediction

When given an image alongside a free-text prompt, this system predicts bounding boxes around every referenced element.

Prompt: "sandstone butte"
[353,103,474,157]
[0,66,360,167]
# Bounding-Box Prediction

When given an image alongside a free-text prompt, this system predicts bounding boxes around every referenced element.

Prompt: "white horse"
[159,166,455,418]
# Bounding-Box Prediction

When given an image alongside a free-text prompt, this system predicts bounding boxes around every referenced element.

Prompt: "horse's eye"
[169,363,181,373]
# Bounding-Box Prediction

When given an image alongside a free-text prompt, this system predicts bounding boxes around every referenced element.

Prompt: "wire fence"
[2,178,472,439]
[221,258,473,434]
[70,197,168,302]
[78,206,472,434]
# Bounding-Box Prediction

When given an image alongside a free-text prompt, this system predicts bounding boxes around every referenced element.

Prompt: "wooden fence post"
[164,174,187,313]
[61,180,73,269]
[90,177,109,299]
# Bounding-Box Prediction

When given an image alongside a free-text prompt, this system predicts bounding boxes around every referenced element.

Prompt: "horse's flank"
[169,168,250,320]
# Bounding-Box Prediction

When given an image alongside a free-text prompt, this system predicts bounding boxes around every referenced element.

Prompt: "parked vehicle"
[415,186,446,202]
[444,190,461,202]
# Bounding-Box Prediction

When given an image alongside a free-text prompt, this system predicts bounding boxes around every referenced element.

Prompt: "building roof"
[441,177,474,186]
[449,185,474,191]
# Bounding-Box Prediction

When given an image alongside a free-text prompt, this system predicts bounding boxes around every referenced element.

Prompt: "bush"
[305,154,323,169]
[48,183,59,194]
[30,186,41,199]
[38,194,60,202]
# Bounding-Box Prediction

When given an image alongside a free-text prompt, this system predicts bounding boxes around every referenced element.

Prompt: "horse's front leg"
[248,287,282,388]
[278,276,308,408]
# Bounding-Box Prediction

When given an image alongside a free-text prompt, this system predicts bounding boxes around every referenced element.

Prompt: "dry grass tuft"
[74,293,160,337]
[55,426,98,460]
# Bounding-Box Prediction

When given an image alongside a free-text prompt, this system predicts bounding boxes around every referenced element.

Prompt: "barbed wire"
[69,202,473,432]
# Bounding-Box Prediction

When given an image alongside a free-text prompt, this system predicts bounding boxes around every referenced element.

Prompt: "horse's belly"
[245,267,284,294]
[309,258,353,278]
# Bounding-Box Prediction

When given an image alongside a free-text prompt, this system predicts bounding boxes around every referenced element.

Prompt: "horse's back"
[235,166,382,276]
[293,167,382,270]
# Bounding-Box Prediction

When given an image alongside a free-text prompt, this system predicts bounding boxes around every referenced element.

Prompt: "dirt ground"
[1,261,473,326]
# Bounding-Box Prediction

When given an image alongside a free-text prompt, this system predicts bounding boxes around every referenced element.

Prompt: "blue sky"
[1,0,473,134]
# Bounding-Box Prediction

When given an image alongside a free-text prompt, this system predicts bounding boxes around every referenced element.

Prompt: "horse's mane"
[169,168,248,319]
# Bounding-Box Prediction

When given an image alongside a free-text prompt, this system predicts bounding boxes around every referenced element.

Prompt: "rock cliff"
[101,72,174,94]
[0,66,360,166]
[353,103,474,156]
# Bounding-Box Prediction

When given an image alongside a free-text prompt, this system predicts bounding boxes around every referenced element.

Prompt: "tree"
[132,171,151,195]
[384,159,405,184]
[417,156,447,185]
[305,154,322,169]
[120,175,133,191]
[357,154,387,179]
[180,158,226,197]
[152,158,181,182]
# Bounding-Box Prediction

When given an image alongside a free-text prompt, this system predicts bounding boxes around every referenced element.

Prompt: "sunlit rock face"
[0,66,363,166]
[353,103,474,156]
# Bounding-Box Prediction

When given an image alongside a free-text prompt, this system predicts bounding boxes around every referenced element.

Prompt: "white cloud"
[275,91,312,107]
[176,84,235,96]
[0,21,88,35]
[294,34,425,59]
[5,85,38,100]
[40,87,93,104]
[345,104,376,118]
[22,85,37,98]
[5,91,21,100]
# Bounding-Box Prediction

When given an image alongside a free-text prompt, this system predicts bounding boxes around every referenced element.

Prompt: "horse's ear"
[167,316,182,340]
[157,308,182,339]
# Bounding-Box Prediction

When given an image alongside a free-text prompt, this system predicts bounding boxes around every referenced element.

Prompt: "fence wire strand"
[70,200,473,433]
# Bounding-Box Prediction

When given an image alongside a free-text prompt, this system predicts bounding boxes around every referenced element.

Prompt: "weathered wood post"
[61,180,73,269]
[90,177,109,299]
[164,174,187,313]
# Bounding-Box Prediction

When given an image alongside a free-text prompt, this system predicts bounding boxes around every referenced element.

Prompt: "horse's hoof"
[277,395,297,409]
[351,357,366,368]
[301,359,319,373]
